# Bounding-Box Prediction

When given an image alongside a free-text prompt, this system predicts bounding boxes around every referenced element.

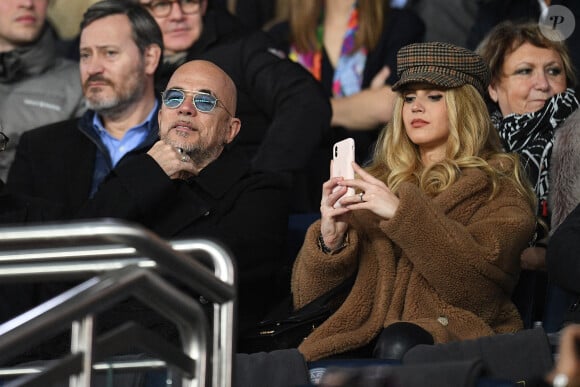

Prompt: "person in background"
[5,0,163,211]
[134,0,331,212]
[291,42,536,362]
[0,0,85,180]
[466,0,580,94]
[267,0,425,165]
[476,21,579,272]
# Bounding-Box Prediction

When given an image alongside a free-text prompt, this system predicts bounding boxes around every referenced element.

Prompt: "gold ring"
[359,192,364,202]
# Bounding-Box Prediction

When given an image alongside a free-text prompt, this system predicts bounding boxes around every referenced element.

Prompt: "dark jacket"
[5,110,159,212]
[82,147,290,329]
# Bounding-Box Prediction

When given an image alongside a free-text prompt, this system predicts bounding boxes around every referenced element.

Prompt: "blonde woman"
[291,42,537,361]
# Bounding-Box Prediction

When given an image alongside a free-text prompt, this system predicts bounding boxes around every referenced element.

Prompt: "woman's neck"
[420,148,446,168]
[324,0,356,17]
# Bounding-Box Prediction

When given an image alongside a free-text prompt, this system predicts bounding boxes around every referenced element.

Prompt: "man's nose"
[168,1,186,19]
[178,97,199,116]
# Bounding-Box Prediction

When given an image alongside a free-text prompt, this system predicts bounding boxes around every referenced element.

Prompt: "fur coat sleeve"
[291,166,535,361]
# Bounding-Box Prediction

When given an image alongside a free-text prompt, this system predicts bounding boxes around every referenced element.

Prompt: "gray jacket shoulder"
[0,57,85,180]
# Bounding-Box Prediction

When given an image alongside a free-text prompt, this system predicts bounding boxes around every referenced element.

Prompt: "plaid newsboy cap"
[392,42,490,97]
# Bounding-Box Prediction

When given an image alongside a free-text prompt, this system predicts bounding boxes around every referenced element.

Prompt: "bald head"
[168,60,237,116]
[158,59,242,172]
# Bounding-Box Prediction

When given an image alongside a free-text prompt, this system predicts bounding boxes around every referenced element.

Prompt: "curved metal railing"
[0,219,236,387]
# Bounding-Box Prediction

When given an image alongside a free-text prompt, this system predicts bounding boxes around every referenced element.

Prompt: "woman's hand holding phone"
[331,138,355,208]
[318,139,356,251]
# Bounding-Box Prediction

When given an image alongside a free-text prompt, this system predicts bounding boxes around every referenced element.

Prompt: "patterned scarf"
[494,88,579,217]
[288,4,367,97]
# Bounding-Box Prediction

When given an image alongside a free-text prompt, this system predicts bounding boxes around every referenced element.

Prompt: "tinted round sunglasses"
[161,88,233,116]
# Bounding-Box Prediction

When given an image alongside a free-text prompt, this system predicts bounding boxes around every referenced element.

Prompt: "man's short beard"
[86,87,143,119]
[86,97,125,116]
[161,135,223,166]
[186,145,222,166]
[84,60,146,119]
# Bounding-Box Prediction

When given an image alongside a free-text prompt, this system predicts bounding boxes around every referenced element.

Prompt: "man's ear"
[225,118,241,144]
[144,44,162,75]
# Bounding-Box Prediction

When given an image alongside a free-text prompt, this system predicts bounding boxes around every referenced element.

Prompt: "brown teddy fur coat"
[291,165,536,361]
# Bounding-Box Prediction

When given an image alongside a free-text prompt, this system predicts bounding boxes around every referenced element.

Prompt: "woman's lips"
[411,119,429,128]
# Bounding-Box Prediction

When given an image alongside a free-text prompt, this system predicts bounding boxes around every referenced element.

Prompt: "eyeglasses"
[0,132,9,152]
[161,88,233,116]
[142,0,202,18]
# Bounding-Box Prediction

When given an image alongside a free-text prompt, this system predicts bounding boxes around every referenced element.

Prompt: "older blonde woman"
[477,21,579,273]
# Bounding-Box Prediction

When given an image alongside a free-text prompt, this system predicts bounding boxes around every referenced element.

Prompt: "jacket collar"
[0,26,56,83]
[77,100,161,157]
[152,146,251,237]
[189,147,250,198]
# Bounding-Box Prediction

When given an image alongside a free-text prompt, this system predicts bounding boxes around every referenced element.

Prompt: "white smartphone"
[331,138,355,208]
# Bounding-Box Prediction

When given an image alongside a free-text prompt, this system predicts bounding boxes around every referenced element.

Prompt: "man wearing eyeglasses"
[0,0,85,181]
[133,0,332,213]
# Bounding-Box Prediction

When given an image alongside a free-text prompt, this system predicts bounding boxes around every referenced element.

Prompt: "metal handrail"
[0,219,236,387]
[0,266,209,387]
[0,219,235,303]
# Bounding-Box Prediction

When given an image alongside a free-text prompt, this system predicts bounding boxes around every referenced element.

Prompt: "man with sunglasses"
[133,0,332,212]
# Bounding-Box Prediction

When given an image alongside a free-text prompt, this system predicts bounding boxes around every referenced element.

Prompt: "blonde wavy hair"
[366,84,536,209]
